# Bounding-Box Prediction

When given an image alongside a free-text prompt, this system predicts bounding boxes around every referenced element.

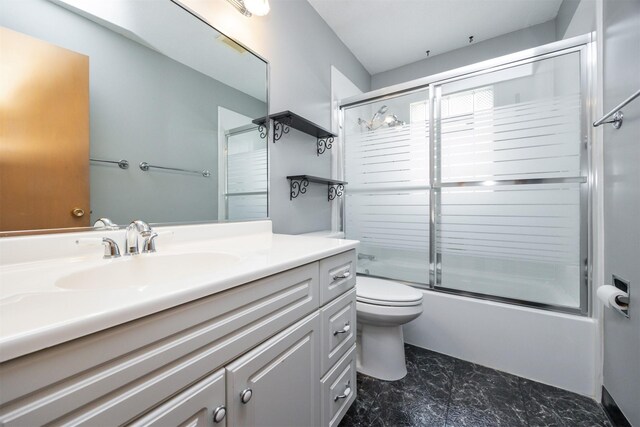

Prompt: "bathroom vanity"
[0,221,358,426]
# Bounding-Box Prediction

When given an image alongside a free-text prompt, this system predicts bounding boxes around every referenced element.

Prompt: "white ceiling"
[307,0,563,75]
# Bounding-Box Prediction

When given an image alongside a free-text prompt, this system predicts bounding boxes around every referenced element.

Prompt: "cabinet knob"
[71,208,85,217]
[333,271,351,281]
[240,388,253,404]
[334,380,352,401]
[333,322,351,336]
[212,405,226,423]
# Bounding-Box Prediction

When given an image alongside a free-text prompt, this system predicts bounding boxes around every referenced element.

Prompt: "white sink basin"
[55,252,241,290]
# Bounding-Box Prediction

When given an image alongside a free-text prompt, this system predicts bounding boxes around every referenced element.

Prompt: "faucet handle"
[76,237,121,259]
[101,238,121,258]
[142,232,159,254]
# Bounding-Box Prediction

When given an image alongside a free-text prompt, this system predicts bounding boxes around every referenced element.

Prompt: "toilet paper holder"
[611,275,630,318]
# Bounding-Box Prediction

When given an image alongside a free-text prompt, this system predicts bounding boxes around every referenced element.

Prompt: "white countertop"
[0,221,358,363]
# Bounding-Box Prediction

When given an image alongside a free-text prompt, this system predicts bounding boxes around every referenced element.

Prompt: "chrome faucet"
[124,220,156,255]
[93,217,119,230]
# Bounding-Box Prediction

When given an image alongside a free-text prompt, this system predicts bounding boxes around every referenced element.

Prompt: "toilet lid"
[356,276,423,306]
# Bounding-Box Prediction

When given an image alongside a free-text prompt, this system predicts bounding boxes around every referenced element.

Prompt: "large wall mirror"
[0,0,269,234]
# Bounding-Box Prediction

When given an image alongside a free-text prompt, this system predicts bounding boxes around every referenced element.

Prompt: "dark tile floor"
[340,345,611,427]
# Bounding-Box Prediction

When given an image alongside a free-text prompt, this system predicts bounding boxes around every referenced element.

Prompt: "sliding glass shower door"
[342,41,590,313]
[344,89,431,284]
[434,50,587,310]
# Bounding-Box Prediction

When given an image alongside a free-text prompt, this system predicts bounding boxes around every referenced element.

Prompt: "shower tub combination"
[338,34,599,397]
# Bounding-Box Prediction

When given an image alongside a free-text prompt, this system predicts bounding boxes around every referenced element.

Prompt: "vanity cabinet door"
[130,369,227,427]
[225,312,320,427]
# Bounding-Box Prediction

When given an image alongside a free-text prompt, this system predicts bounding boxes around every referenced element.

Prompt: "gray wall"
[180,0,371,234]
[1,0,266,226]
[601,0,640,424]
[556,0,582,37]
[558,0,596,39]
[371,20,557,90]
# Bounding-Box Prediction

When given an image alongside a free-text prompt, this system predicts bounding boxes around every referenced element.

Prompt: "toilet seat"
[356,276,423,307]
[356,296,422,307]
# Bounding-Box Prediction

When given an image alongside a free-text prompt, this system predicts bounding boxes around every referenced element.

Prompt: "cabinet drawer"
[0,263,319,426]
[320,288,356,376]
[321,344,357,427]
[130,369,226,427]
[319,250,356,305]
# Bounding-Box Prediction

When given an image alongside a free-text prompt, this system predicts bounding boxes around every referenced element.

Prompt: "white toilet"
[356,276,423,381]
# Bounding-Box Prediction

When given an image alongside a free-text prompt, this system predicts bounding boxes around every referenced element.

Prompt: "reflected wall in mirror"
[0,0,269,233]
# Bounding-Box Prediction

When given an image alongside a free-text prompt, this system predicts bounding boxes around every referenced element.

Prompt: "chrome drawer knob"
[334,381,352,401]
[333,271,351,281]
[212,405,226,423]
[240,388,253,404]
[333,322,351,336]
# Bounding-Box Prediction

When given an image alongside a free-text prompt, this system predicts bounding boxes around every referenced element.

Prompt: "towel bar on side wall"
[90,158,129,169]
[139,162,211,178]
[593,88,640,129]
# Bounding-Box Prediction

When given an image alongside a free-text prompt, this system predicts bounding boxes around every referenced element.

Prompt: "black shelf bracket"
[258,124,268,139]
[328,183,344,201]
[273,116,293,142]
[289,176,309,200]
[253,111,336,148]
[317,136,334,156]
[287,175,347,202]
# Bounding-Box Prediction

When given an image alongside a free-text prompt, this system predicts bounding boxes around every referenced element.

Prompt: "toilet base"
[356,323,407,381]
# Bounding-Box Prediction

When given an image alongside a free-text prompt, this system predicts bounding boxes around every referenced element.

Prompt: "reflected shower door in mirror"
[0,0,268,233]
[218,107,268,221]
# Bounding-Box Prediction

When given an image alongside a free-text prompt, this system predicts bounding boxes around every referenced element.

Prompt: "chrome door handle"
[212,405,226,423]
[333,271,351,281]
[240,388,253,404]
[334,381,352,401]
[333,322,351,336]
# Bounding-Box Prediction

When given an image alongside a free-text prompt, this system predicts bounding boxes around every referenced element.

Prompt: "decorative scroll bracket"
[289,177,309,200]
[258,124,268,139]
[317,136,334,156]
[328,183,344,201]
[273,116,293,142]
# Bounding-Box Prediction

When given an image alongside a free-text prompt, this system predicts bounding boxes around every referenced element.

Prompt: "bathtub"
[300,232,598,398]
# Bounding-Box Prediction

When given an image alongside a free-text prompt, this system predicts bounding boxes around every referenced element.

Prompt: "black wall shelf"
[286,175,347,201]
[253,111,337,155]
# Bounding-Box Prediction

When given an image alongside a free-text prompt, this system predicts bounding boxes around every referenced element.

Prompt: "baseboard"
[602,386,632,427]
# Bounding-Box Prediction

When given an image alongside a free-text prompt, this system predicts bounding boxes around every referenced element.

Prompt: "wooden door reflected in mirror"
[0,27,89,231]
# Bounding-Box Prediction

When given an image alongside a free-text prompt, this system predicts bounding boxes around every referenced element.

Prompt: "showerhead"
[358,105,403,131]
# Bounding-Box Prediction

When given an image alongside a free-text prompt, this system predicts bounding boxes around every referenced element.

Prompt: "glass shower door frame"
[339,34,595,316]
[427,44,592,315]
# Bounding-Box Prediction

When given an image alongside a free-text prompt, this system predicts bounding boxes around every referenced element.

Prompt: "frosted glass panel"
[437,183,581,307]
[440,53,582,183]
[344,90,430,284]
[341,49,586,312]
[227,148,267,194]
[435,52,585,309]
[227,194,268,220]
